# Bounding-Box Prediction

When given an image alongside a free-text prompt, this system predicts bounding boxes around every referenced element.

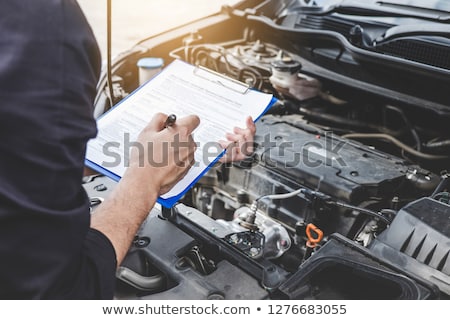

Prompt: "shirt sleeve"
[61,229,117,299]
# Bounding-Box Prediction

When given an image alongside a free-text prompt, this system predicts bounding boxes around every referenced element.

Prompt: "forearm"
[90,113,199,266]
[90,168,158,266]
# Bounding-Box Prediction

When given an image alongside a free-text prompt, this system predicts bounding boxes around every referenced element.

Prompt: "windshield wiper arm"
[294,0,450,23]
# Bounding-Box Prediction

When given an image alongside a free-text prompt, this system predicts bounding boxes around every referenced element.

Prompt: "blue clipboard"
[85,60,277,208]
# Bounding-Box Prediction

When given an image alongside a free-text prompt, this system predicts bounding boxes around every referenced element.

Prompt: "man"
[0,0,255,299]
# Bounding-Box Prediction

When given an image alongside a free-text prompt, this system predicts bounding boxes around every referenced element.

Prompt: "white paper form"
[86,59,274,207]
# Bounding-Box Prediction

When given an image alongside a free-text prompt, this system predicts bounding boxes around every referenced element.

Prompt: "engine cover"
[254,115,415,204]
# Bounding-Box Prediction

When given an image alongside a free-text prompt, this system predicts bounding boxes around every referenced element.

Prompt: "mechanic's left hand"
[219,116,256,163]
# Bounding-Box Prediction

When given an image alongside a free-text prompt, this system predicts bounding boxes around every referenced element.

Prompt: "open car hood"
[84,0,450,300]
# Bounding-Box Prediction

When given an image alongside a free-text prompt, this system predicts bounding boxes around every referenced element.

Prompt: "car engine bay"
[83,0,450,299]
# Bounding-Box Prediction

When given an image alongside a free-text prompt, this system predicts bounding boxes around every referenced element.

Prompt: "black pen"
[164,114,177,128]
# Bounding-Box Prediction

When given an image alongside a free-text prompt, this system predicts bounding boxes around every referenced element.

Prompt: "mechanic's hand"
[219,116,256,163]
[127,113,200,195]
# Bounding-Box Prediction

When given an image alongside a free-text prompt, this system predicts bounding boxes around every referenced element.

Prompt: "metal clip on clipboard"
[193,65,250,94]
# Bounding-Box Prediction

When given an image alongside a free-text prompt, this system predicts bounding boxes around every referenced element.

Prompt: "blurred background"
[78,0,240,58]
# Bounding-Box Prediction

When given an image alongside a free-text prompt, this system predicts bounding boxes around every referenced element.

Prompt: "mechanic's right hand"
[127,113,200,196]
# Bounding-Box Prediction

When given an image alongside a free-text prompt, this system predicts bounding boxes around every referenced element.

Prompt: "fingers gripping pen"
[164,114,177,128]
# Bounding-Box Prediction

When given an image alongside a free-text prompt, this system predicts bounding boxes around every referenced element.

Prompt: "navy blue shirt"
[0,0,117,299]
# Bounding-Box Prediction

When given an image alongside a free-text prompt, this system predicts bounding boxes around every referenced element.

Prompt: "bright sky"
[77,0,240,57]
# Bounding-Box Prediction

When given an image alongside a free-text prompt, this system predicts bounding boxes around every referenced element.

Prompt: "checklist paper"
[85,59,275,207]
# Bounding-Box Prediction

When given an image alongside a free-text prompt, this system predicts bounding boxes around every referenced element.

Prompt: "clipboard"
[85,59,276,208]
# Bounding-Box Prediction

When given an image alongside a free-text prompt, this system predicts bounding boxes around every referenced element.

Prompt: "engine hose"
[432,174,450,197]
[425,139,450,149]
[116,267,165,292]
[342,133,448,160]
[332,201,392,225]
